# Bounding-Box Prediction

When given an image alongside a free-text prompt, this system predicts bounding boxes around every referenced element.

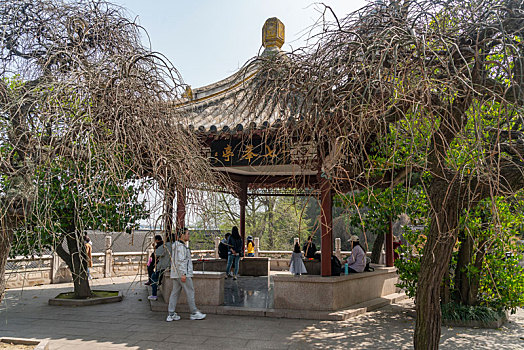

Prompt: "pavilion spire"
[262,17,285,55]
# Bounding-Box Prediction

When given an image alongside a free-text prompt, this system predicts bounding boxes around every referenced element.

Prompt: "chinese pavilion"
[171,18,395,276]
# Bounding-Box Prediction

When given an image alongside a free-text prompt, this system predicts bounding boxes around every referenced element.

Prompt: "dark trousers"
[151,269,165,296]
[147,263,155,283]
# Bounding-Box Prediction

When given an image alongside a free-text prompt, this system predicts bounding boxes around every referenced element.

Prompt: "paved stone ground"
[1,276,523,349]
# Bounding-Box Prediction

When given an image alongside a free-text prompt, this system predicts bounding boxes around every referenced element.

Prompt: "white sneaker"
[147,295,158,301]
[190,311,206,320]
[166,313,181,322]
[233,275,237,280]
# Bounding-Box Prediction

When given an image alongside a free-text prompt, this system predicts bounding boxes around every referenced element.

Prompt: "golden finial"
[262,18,285,49]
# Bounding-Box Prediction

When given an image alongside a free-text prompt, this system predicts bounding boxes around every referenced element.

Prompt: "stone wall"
[159,270,225,306]
[273,265,399,311]
[5,236,150,289]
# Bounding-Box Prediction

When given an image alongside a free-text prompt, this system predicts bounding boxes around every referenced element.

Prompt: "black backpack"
[364,257,374,272]
[331,255,342,276]
[218,241,228,259]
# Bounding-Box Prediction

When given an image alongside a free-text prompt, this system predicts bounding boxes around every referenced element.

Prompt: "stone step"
[148,287,407,321]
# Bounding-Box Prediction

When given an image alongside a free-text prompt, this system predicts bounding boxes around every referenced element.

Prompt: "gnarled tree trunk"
[0,213,20,303]
[56,231,91,299]
[454,230,487,306]
[371,232,384,264]
[0,227,12,303]
[414,180,460,349]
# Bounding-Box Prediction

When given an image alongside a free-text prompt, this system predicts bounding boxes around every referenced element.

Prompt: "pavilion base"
[150,266,406,320]
[158,271,225,306]
[192,257,270,276]
[149,291,406,321]
[273,265,399,311]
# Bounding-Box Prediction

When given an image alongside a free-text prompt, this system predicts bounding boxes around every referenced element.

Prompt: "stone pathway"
[1,276,523,349]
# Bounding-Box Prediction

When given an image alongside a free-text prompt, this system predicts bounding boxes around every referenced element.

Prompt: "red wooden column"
[239,182,248,252]
[176,188,186,236]
[320,177,333,277]
[385,216,394,267]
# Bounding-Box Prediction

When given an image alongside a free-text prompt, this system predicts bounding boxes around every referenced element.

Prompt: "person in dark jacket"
[303,236,318,259]
[225,226,243,280]
[148,235,171,300]
[218,233,231,260]
[145,236,161,285]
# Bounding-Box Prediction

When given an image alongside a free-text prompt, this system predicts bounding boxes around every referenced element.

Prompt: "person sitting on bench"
[347,235,365,273]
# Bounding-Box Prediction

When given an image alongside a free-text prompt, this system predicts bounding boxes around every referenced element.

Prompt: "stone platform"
[273,265,398,311]
[150,271,405,321]
[158,270,224,306]
[192,257,270,276]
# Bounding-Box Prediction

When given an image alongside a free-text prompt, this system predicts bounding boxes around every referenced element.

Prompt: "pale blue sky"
[115,0,367,87]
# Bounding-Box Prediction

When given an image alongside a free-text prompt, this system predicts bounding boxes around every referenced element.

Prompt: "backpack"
[364,257,374,272]
[331,255,342,276]
[218,241,228,259]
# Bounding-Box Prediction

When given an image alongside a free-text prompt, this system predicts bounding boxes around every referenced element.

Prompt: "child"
[246,235,255,257]
[166,228,206,321]
[289,242,307,276]
[145,237,161,286]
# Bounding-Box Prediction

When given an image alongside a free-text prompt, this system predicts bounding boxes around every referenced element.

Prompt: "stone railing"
[191,250,215,259]
[5,236,149,289]
[5,236,382,288]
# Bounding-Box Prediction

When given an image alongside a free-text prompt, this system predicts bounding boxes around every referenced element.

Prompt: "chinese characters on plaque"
[210,138,284,166]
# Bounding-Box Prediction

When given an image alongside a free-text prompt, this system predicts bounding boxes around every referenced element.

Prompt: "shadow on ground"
[1,276,523,350]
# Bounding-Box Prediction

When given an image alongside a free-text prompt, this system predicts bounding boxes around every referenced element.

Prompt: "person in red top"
[393,236,402,261]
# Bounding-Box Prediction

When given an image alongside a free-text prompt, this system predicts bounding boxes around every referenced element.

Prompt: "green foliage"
[461,196,524,311]
[481,248,524,312]
[394,194,524,311]
[11,156,149,256]
[441,302,505,322]
[259,197,310,250]
[394,226,427,298]
[335,183,428,241]
[192,193,310,251]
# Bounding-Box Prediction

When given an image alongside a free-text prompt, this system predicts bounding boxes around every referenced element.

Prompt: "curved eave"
[175,66,258,110]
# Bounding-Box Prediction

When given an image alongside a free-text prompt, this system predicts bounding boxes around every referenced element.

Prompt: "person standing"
[346,235,366,273]
[246,235,255,257]
[302,236,318,260]
[84,235,93,279]
[148,235,171,301]
[289,242,307,275]
[393,235,402,261]
[166,228,206,322]
[145,237,160,286]
[225,226,243,280]
[218,233,231,260]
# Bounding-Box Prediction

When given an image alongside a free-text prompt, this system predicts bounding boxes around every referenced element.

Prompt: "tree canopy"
[238,0,524,348]
[0,0,221,300]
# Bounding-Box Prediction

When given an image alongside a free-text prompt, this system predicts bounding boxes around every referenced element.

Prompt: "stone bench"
[159,270,225,306]
[192,257,270,276]
[273,265,398,311]
[303,259,321,275]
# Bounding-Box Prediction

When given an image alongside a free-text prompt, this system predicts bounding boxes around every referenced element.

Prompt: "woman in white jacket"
[166,228,206,321]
